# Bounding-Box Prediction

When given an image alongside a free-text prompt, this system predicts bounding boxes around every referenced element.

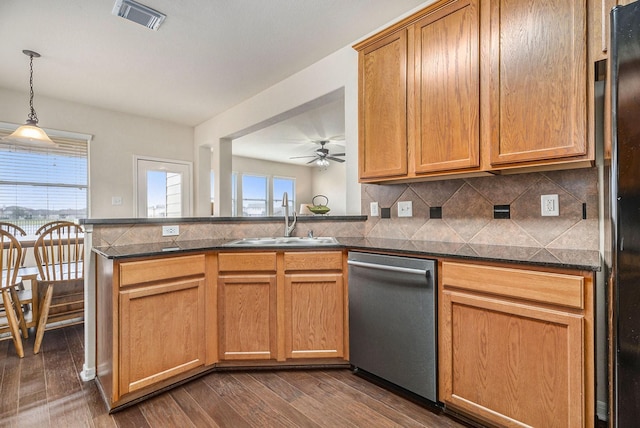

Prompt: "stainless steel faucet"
[282,192,297,237]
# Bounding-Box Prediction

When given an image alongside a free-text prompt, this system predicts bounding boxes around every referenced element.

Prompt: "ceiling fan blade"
[306,158,318,164]
[330,153,345,156]
[327,156,345,163]
[290,155,316,159]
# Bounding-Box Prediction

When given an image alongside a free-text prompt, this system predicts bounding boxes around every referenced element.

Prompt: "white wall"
[311,162,347,215]
[193,1,437,217]
[0,87,194,218]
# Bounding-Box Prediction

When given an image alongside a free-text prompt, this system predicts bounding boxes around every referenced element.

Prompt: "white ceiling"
[0,0,426,127]
[233,94,346,166]
[2,1,428,167]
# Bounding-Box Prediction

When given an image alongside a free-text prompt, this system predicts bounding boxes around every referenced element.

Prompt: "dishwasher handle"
[348,259,431,278]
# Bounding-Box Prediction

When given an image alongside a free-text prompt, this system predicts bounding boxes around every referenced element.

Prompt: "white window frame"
[231,172,296,217]
[0,122,91,234]
[240,173,268,217]
[272,176,295,216]
[134,156,192,218]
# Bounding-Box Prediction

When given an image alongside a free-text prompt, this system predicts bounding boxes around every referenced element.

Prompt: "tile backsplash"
[91,168,598,252]
[361,168,599,251]
[90,219,365,248]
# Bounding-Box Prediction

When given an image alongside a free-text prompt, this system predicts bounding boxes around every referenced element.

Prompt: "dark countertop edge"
[92,238,601,272]
[345,244,601,272]
[80,215,366,225]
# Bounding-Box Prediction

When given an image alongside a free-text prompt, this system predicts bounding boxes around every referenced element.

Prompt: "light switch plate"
[370,202,379,217]
[111,196,122,206]
[398,201,413,217]
[541,194,559,216]
[162,225,179,236]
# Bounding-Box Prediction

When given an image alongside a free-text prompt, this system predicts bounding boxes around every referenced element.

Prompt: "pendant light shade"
[3,50,56,147]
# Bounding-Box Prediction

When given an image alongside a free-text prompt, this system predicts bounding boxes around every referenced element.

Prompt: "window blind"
[0,129,88,235]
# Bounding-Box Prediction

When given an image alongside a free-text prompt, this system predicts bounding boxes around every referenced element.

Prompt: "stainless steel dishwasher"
[348,251,437,402]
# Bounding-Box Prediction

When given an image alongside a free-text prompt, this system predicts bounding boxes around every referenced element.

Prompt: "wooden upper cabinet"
[411,0,480,174]
[592,0,634,62]
[356,0,595,182]
[357,30,408,180]
[486,0,588,167]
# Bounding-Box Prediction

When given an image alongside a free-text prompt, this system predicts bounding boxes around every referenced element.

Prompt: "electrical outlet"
[370,202,379,217]
[162,225,179,236]
[541,194,559,216]
[398,201,413,217]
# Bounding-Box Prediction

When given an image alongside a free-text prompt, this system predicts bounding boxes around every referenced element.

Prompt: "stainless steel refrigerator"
[609,3,640,425]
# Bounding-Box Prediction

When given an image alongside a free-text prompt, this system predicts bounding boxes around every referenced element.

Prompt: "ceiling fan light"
[316,158,329,167]
[3,119,57,147]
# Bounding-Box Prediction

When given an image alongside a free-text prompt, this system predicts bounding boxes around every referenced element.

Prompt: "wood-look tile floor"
[0,325,467,428]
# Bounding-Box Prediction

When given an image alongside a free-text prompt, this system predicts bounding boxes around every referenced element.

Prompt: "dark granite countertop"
[81,215,366,225]
[93,237,600,271]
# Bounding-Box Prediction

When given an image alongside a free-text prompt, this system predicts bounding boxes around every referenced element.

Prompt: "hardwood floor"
[0,325,466,428]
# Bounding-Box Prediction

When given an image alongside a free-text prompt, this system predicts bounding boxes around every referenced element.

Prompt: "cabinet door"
[284,273,344,359]
[358,30,408,180]
[440,290,584,427]
[487,0,587,166]
[592,0,635,62]
[412,0,480,174]
[119,277,205,395]
[439,261,588,427]
[218,274,277,360]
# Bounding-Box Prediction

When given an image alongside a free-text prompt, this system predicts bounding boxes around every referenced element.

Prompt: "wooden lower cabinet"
[96,254,206,408]
[284,272,344,359]
[119,277,205,394]
[439,260,594,427]
[217,250,347,363]
[217,252,277,361]
[218,273,277,360]
[95,248,349,409]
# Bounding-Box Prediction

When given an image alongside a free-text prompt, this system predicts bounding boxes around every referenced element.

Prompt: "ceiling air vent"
[112,0,166,31]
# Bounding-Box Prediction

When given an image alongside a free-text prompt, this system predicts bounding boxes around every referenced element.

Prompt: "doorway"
[135,157,192,217]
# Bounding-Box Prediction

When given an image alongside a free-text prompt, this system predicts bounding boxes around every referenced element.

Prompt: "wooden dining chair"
[0,222,33,314]
[0,229,29,358]
[32,223,84,354]
[0,222,28,266]
[35,220,77,236]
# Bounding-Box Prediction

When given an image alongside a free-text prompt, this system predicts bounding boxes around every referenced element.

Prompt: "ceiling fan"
[290,140,345,166]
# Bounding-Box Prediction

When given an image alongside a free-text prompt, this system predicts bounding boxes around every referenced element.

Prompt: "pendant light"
[3,50,56,147]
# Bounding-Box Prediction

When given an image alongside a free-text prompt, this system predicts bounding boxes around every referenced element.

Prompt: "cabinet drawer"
[284,251,343,271]
[218,252,277,272]
[442,262,584,309]
[119,254,205,287]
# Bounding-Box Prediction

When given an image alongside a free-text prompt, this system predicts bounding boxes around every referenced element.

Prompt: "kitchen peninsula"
[83,216,600,427]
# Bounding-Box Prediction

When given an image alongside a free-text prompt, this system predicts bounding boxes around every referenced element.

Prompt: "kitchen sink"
[223,236,339,247]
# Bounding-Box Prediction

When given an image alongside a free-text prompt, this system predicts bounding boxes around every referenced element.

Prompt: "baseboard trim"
[80,364,96,381]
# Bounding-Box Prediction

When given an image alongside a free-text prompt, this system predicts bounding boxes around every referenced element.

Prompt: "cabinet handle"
[347,260,427,276]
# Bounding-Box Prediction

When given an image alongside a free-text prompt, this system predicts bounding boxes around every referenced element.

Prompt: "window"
[241,174,267,216]
[136,157,192,218]
[273,177,295,216]
[231,173,295,217]
[0,127,88,235]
